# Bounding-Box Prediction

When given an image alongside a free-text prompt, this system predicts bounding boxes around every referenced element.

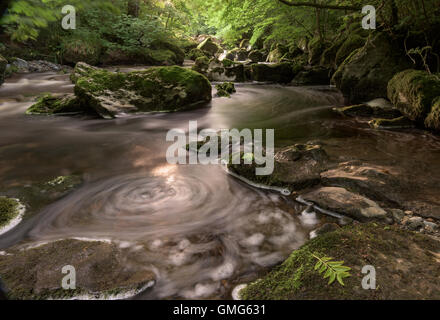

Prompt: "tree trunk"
[128,0,140,17]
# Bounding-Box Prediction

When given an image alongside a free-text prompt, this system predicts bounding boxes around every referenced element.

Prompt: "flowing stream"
[1,69,440,299]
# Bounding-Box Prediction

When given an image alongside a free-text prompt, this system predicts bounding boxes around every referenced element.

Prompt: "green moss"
[26,94,84,115]
[197,37,221,56]
[335,35,365,66]
[216,82,236,97]
[388,69,440,122]
[192,56,211,73]
[61,38,101,66]
[425,96,440,130]
[242,223,440,300]
[369,116,415,129]
[188,48,206,61]
[0,197,20,228]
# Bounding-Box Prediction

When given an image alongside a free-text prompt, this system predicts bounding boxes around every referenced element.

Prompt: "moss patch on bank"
[0,197,20,228]
[241,223,440,300]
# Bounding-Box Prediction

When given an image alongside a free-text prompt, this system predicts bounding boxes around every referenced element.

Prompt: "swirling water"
[1,70,440,299]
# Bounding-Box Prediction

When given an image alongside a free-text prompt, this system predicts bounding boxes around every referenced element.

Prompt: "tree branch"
[277,0,362,11]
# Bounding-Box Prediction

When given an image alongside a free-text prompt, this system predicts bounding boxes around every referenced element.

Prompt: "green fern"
[312,254,351,286]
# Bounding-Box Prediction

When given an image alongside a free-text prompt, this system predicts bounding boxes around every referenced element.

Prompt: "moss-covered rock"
[215,82,236,97]
[267,45,288,63]
[73,63,212,118]
[291,66,330,86]
[0,197,20,229]
[228,144,328,191]
[334,35,366,67]
[369,116,415,130]
[197,37,221,57]
[188,48,206,61]
[250,62,301,83]
[241,223,440,300]
[61,38,102,66]
[26,94,84,115]
[0,54,7,86]
[425,96,440,130]
[332,32,412,103]
[387,69,440,122]
[229,48,248,61]
[0,239,155,300]
[308,37,326,65]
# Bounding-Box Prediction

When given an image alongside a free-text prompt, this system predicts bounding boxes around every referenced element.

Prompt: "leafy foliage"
[312,253,351,286]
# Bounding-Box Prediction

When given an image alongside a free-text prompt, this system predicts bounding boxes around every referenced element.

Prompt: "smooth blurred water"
[1,70,439,299]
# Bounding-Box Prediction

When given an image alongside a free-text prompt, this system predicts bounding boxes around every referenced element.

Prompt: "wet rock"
[26,93,84,115]
[215,82,236,98]
[291,66,330,86]
[241,223,440,300]
[368,116,415,130]
[387,69,440,123]
[73,63,212,118]
[11,58,29,72]
[229,48,248,61]
[197,37,221,57]
[0,239,155,299]
[301,187,387,221]
[334,34,365,67]
[423,220,438,230]
[228,143,329,191]
[405,216,424,231]
[333,101,402,119]
[332,32,412,103]
[307,37,326,65]
[0,54,6,85]
[390,209,405,223]
[251,62,300,83]
[267,45,288,63]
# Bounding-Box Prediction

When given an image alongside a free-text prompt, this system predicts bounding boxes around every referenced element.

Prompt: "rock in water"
[72,63,212,118]
[26,93,84,115]
[251,62,301,83]
[215,82,236,97]
[332,32,412,103]
[301,187,388,221]
[197,37,221,57]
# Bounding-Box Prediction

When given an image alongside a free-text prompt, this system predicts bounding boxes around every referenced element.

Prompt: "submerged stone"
[73,63,212,118]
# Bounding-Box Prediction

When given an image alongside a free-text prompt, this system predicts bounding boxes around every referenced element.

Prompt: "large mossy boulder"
[250,62,301,83]
[26,93,84,115]
[241,223,440,300]
[61,38,102,66]
[387,69,440,124]
[0,54,7,85]
[73,62,212,118]
[187,48,206,61]
[197,37,221,57]
[308,37,326,65]
[332,32,412,103]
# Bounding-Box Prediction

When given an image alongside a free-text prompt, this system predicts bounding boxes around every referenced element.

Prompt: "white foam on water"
[232,284,247,300]
[181,282,219,299]
[239,233,265,247]
[210,261,235,281]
